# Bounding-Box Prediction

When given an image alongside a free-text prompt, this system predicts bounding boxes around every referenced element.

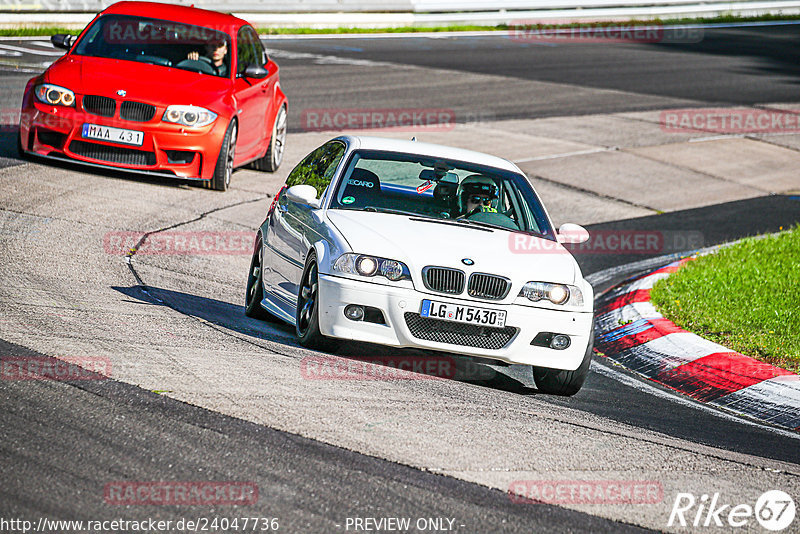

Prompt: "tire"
[244,236,281,322]
[532,321,595,396]
[205,120,237,191]
[295,253,339,351]
[251,104,286,172]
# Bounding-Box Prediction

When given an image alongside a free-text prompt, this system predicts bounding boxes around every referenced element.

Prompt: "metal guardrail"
[1,0,799,28]
[413,0,764,9]
[3,0,800,13]
[5,0,414,11]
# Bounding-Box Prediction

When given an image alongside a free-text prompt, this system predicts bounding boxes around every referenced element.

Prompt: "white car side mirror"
[285,184,320,209]
[557,223,590,244]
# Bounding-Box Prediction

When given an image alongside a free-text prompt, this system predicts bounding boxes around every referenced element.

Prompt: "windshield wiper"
[409,217,494,232]
[363,206,421,217]
[453,218,509,231]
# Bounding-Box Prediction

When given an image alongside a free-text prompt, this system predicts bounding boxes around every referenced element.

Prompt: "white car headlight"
[520,281,583,307]
[356,256,377,276]
[334,253,410,282]
[34,84,75,107]
[162,105,217,127]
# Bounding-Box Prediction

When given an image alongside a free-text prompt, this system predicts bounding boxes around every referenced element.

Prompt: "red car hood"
[45,55,231,109]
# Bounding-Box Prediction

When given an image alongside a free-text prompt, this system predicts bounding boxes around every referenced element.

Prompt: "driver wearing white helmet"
[456,175,499,218]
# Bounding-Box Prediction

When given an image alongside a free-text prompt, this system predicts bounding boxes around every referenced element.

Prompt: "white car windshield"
[330,150,555,238]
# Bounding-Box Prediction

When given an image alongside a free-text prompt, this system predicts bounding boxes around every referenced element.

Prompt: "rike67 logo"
[668,490,796,531]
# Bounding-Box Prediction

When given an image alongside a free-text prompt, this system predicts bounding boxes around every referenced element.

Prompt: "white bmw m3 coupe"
[245,136,595,395]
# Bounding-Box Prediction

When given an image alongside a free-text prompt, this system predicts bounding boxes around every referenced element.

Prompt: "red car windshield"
[72,14,231,77]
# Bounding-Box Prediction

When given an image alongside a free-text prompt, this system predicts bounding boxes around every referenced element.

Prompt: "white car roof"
[341,135,523,174]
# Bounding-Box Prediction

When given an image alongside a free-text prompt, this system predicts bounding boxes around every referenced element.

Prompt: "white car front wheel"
[296,253,339,352]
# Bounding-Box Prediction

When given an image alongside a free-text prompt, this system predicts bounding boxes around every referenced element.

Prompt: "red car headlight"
[162,105,217,128]
[34,84,76,107]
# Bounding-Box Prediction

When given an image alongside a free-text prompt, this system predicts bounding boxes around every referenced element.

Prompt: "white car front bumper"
[317,273,593,370]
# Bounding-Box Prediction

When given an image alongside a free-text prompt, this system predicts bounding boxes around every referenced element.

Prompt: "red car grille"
[69,140,156,166]
[82,96,156,123]
[83,95,116,117]
[120,101,156,122]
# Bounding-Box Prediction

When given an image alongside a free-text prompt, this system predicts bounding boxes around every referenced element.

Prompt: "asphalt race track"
[1,25,799,533]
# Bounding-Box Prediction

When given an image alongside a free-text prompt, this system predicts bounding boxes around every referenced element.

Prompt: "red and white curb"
[594,258,800,431]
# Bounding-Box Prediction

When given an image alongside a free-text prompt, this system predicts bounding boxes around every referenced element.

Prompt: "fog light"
[344,305,365,321]
[550,334,571,350]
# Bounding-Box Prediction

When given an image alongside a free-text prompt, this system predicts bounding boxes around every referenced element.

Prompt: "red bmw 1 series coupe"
[18,1,288,191]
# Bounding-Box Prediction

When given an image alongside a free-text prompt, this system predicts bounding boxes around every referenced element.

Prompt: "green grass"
[0,26,72,36]
[3,13,800,37]
[650,226,800,373]
[258,13,800,34]
[260,24,508,35]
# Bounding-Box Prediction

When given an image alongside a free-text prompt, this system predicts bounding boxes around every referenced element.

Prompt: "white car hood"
[326,210,579,285]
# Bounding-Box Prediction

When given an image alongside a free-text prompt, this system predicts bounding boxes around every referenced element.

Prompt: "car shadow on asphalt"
[111,284,540,394]
[0,129,25,168]
[0,130,20,157]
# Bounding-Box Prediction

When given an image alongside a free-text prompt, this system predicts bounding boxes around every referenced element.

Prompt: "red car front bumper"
[20,95,228,181]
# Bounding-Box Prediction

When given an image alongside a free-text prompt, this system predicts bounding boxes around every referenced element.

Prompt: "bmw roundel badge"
[461,258,474,266]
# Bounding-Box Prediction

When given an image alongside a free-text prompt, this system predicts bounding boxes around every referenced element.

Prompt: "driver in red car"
[187,37,228,76]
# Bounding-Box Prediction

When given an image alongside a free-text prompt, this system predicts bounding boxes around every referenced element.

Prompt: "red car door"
[254,33,278,156]
[233,25,271,162]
